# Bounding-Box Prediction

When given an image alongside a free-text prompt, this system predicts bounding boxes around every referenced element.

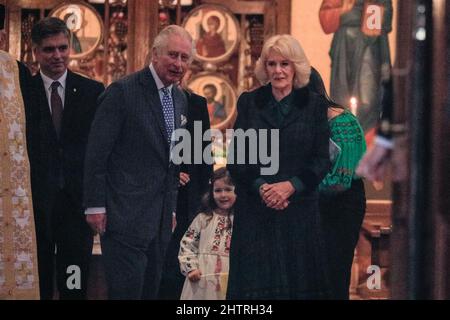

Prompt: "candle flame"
[350,97,358,115]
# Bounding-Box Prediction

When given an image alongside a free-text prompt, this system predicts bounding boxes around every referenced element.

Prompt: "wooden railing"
[350,200,392,299]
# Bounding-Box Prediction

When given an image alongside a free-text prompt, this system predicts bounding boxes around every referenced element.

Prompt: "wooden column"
[126,0,159,73]
[264,0,291,39]
[390,0,415,300]
[6,1,21,60]
[429,0,450,299]
[275,0,291,34]
[390,0,450,300]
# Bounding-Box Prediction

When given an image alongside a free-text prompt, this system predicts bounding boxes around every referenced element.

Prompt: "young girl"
[178,167,236,300]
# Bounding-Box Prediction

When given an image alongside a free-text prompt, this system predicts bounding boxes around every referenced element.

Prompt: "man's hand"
[179,172,190,186]
[381,63,391,82]
[356,144,391,182]
[86,213,107,236]
[260,181,294,211]
[187,269,202,282]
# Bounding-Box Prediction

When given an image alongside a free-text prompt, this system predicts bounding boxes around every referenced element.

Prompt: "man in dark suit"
[83,25,193,299]
[29,17,104,300]
[158,90,212,299]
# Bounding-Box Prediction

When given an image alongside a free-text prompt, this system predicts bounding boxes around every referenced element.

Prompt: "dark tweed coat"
[83,67,187,248]
[227,83,331,299]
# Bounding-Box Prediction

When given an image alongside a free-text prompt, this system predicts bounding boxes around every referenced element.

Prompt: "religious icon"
[183,4,240,63]
[62,5,83,54]
[50,2,104,59]
[187,73,237,129]
[196,15,226,58]
[203,83,227,126]
[319,0,393,139]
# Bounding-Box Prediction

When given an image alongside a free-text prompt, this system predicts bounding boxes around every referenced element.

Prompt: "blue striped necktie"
[161,87,174,146]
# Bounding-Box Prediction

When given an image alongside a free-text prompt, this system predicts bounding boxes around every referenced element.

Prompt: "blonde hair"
[254,34,311,88]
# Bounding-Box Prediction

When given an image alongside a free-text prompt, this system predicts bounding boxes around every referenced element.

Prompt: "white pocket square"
[181,114,187,127]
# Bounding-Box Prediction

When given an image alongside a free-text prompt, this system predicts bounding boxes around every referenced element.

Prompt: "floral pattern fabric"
[0,51,40,299]
[178,212,233,300]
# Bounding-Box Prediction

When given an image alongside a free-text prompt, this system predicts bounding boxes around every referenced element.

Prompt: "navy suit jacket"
[177,91,212,224]
[83,67,188,247]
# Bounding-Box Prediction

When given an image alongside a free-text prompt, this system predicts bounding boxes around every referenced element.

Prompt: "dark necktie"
[51,81,63,138]
[161,87,175,146]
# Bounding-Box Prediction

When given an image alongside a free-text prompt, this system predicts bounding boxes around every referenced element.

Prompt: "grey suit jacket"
[83,67,187,247]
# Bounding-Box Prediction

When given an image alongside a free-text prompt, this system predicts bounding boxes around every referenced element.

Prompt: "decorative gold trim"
[0,51,40,300]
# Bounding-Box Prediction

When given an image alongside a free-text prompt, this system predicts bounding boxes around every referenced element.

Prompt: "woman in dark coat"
[226,35,331,299]
[309,68,367,299]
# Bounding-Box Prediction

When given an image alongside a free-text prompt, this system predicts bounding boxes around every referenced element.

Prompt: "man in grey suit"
[83,25,193,299]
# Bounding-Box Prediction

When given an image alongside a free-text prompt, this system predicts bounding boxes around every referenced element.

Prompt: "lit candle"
[350,97,358,115]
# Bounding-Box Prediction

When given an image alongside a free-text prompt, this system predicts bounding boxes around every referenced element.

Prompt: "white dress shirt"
[149,63,173,96]
[40,70,67,112]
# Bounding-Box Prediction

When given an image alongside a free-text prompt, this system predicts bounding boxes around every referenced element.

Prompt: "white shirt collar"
[40,69,68,91]
[149,63,172,93]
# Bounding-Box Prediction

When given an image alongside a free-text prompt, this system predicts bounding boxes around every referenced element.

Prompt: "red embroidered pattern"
[211,216,226,252]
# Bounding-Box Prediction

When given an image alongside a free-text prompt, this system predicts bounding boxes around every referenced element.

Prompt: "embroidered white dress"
[178,212,233,300]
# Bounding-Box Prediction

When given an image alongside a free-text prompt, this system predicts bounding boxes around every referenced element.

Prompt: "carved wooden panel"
[350,200,392,299]
[5,0,287,89]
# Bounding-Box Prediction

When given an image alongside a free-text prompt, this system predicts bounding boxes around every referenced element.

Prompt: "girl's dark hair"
[198,167,234,230]
[200,167,234,214]
[308,67,345,110]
